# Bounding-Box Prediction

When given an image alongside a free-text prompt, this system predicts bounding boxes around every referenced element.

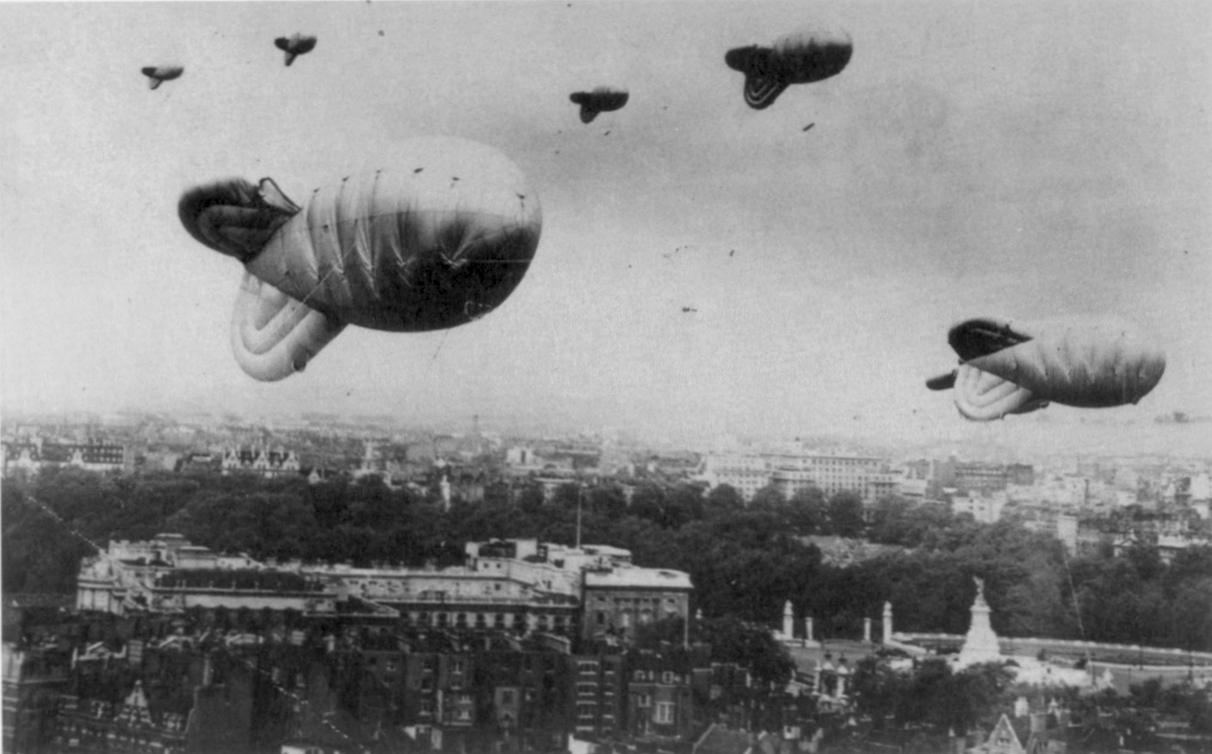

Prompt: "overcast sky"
[2,1,1209,448]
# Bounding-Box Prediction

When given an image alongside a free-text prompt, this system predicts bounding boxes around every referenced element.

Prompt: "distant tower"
[361,440,378,471]
[440,476,452,512]
[782,601,794,641]
[436,458,452,511]
[882,601,893,644]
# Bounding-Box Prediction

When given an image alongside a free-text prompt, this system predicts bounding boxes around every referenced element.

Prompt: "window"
[636,693,651,708]
[578,661,599,674]
[662,671,675,684]
[656,702,674,724]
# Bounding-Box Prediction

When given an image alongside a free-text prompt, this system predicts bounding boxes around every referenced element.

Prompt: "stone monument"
[957,576,1001,665]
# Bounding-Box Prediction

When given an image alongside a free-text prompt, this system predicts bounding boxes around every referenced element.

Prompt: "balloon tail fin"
[952,364,1042,421]
[231,272,345,381]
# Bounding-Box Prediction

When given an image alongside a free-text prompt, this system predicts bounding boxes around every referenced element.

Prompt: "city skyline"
[3,1,1210,450]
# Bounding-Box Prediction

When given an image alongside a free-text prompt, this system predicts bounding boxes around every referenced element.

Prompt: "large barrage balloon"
[274,33,317,66]
[926,316,1166,421]
[725,25,852,109]
[179,137,542,382]
[142,66,184,90]
[569,87,629,123]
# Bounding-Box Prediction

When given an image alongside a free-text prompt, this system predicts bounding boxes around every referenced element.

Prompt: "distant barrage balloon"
[178,137,543,381]
[569,87,629,123]
[274,33,317,66]
[142,65,184,90]
[926,316,1166,421]
[725,25,852,109]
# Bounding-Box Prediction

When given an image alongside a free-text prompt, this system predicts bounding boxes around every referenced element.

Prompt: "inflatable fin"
[231,272,345,381]
[952,364,1046,421]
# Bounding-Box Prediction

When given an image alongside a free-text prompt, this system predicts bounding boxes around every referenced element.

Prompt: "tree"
[517,483,545,514]
[827,491,865,537]
[694,614,794,689]
[788,486,827,534]
[629,484,665,523]
[587,486,627,518]
[662,484,704,528]
[852,656,910,729]
[749,484,785,513]
[704,484,744,517]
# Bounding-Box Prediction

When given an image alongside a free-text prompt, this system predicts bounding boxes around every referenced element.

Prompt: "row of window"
[595,609,679,626]
[632,670,681,684]
[595,596,679,605]
[404,612,568,629]
[576,699,674,723]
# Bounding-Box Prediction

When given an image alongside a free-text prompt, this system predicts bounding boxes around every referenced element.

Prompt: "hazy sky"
[2,1,1210,446]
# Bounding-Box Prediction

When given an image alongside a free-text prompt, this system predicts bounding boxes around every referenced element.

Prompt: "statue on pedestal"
[957,575,1001,666]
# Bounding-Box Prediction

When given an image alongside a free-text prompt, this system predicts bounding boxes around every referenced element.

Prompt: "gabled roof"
[976,714,1025,754]
[693,724,751,754]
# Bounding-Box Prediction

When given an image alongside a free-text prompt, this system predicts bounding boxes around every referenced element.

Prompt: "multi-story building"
[2,437,128,476]
[76,535,340,618]
[934,459,1035,493]
[625,650,695,741]
[2,643,70,753]
[300,539,689,647]
[309,560,581,637]
[571,654,626,739]
[768,452,898,503]
[695,454,770,502]
[697,448,898,504]
[949,491,1009,524]
[471,647,575,752]
[220,447,300,478]
[582,569,693,645]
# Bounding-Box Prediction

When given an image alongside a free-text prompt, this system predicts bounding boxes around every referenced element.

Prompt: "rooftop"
[584,567,693,590]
